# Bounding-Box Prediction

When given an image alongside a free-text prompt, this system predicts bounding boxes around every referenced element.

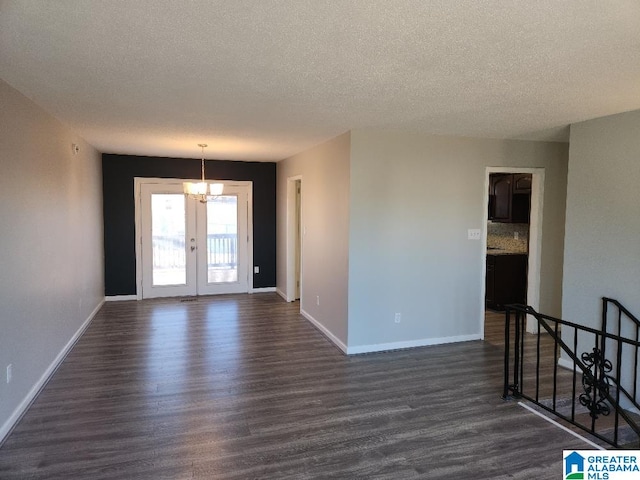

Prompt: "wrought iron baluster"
[519,310,525,395]
[579,345,612,422]
[535,320,541,403]
[571,327,577,422]
[513,308,521,396]
[614,332,623,446]
[635,323,639,401]
[503,307,511,399]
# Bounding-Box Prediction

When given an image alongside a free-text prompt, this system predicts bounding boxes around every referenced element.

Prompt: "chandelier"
[183,143,224,203]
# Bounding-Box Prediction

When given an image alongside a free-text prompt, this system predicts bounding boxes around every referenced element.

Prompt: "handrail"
[604,297,640,328]
[152,233,238,269]
[503,301,640,448]
[602,297,640,416]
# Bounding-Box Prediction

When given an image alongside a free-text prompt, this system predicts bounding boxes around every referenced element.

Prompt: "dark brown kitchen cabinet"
[488,173,531,223]
[488,174,512,222]
[513,173,532,193]
[486,254,528,310]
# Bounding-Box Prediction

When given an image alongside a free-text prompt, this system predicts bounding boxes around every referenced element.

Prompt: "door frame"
[134,177,254,300]
[285,175,303,303]
[481,167,545,335]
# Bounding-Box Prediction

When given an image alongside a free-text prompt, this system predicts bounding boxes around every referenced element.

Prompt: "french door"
[138,180,250,299]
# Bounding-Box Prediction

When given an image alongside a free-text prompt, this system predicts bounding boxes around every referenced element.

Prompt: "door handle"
[191,245,196,252]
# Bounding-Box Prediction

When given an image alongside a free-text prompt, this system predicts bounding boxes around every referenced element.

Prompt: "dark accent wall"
[102,154,276,296]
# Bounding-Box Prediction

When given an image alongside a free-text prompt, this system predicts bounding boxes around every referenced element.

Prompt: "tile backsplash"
[487,222,529,253]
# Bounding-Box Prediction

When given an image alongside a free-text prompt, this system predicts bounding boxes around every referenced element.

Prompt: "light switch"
[468,229,481,240]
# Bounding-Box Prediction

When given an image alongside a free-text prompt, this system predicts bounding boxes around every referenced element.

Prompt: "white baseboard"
[300,308,348,354]
[250,287,276,294]
[105,295,137,302]
[557,357,576,371]
[275,288,298,302]
[276,288,299,303]
[0,299,104,445]
[299,307,481,356]
[346,333,482,355]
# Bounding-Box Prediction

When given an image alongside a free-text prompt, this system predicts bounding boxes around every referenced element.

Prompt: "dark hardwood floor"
[0,295,596,479]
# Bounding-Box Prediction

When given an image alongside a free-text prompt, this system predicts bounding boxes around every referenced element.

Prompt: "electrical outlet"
[514,231,519,240]
[394,313,401,323]
[6,364,12,384]
[254,266,260,274]
[316,296,320,306]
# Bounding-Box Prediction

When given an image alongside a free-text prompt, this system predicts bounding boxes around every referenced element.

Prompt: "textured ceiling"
[1,1,640,161]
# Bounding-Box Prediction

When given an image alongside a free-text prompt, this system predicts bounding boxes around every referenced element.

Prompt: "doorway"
[285,176,302,302]
[135,179,252,299]
[482,167,545,336]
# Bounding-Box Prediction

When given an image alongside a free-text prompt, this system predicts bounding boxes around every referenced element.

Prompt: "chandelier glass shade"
[183,144,224,203]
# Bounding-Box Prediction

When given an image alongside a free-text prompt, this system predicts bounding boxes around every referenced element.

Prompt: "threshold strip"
[518,401,605,450]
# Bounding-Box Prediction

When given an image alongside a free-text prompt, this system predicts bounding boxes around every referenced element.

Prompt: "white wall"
[348,130,568,350]
[0,79,104,440]
[276,132,350,349]
[563,110,640,328]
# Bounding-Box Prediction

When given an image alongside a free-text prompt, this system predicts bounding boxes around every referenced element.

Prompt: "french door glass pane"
[151,194,187,286]
[206,195,238,284]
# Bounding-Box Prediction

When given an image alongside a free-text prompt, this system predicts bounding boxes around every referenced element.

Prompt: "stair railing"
[602,297,640,414]
[503,300,640,448]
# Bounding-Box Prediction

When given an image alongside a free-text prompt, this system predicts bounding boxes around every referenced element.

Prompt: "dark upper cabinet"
[489,174,512,222]
[513,173,532,193]
[488,173,531,223]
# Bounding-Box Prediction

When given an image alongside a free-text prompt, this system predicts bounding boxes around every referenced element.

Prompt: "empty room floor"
[0,295,595,479]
